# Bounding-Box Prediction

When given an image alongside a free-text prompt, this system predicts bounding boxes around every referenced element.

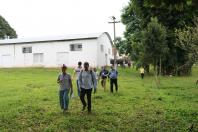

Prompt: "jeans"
[76,80,80,96]
[80,88,92,112]
[59,89,69,110]
[110,78,118,93]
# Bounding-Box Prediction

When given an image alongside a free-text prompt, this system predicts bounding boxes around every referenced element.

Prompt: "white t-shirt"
[74,66,82,80]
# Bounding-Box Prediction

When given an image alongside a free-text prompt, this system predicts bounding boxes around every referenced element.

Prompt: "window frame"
[70,43,82,51]
[22,47,32,53]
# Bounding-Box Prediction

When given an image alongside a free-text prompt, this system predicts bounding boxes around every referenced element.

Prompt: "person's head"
[93,67,97,72]
[78,61,82,67]
[61,64,67,73]
[84,62,89,71]
[110,66,114,70]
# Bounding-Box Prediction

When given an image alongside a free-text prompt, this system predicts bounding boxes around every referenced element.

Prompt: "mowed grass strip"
[0,67,197,131]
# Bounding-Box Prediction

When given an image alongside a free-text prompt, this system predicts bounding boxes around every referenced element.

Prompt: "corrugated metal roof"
[0,32,108,45]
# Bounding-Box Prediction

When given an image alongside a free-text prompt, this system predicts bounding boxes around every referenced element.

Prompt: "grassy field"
[0,67,197,132]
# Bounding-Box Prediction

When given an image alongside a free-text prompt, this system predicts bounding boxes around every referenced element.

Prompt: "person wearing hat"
[57,64,73,113]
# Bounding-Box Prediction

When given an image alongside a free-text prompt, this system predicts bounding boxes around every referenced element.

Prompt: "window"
[78,44,82,49]
[70,43,82,51]
[33,53,44,64]
[100,45,104,52]
[22,47,32,53]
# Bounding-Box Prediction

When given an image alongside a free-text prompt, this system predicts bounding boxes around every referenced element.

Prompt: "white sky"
[0,0,129,39]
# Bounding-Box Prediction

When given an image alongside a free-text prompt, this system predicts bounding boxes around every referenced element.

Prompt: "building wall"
[0,33,113,68]
[97,33,113,67]
[0,39,98,68]
[0,44,15,67]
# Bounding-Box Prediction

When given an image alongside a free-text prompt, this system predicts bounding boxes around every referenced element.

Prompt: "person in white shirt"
[93,67,99,84]
[72,61,83,96]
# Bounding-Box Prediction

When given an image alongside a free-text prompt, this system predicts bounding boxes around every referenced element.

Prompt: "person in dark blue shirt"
[109,66,118,93]
[99,66,109,91]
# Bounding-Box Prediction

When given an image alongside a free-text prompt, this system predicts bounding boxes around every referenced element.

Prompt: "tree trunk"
[159,57,162,76]
[155,61,160,88]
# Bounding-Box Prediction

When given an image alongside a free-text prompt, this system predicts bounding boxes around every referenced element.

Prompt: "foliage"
[144,0,198,11]
[176,18,198,74]
[114,37,127,55]
[142,17,168,66]
[121,0,198,75]
[0,15,17,39]
[0,68,197,131]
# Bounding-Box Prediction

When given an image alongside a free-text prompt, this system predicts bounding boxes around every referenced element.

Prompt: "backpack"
[79,70,95,85]
[101,70,108,79]
[110,70,117,79]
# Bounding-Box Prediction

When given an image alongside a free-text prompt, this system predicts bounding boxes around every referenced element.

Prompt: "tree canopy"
[142,17,168,67]
[176,19,198,74]
[121,0,198,75]
[0,15,17,39]
[115,37,127,56]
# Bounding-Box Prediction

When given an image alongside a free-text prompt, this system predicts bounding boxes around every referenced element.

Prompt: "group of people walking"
[57,61,118,114]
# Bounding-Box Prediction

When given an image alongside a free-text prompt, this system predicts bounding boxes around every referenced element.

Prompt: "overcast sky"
[0,0,129,39]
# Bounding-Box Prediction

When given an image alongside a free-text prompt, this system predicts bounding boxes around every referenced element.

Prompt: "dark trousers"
[80,88,92,112]
[141,73,144,79]
[110,78,118,93]
[76,80,80,96]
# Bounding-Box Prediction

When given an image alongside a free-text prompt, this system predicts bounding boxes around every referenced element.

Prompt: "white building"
[0,32,113,68]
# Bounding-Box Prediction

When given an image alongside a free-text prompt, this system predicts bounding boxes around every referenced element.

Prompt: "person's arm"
[99,71,102,77]
[98,71,102,81]
[107,70,110,76]
[107,71,110,80]
[92,72,97,93]
[69,75,73,94]
[107,70,110,79]
[57,74,61,83]
[78,71,82,90]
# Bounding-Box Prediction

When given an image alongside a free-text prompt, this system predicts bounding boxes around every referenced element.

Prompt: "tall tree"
[115,37,127,56]
[121,0,198,75]
[142,17,168,75]
[176,18,198,75]
[0,15,17,39]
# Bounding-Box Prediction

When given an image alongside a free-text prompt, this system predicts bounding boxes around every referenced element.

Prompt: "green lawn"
[0,67,197,131]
